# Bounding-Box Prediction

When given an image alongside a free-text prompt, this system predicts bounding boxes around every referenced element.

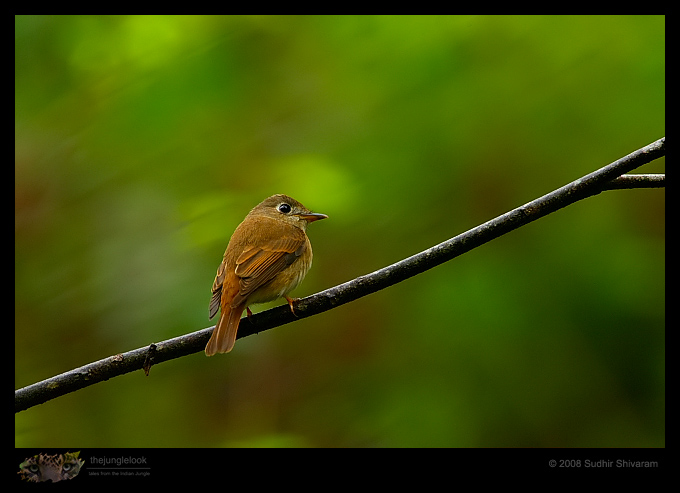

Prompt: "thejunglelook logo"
[17,451,84,482]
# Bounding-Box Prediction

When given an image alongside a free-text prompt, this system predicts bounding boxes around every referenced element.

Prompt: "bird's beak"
[299,212,328,222]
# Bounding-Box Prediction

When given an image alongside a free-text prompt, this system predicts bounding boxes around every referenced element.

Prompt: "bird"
[205,194,327,355]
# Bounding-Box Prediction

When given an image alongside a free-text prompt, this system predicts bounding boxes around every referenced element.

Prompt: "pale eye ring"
[278,203,292,214]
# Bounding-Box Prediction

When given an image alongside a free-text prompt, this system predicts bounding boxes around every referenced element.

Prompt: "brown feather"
[205,272,242,355]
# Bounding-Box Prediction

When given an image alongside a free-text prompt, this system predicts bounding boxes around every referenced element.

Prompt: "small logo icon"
[18,451,84,482]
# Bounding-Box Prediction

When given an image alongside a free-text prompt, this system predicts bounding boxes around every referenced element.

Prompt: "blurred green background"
[15,15,664,447]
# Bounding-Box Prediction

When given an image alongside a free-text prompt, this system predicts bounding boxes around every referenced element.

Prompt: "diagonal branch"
[14,137,665,413]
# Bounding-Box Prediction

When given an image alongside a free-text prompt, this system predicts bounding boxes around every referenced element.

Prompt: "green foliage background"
[15,15,664,447]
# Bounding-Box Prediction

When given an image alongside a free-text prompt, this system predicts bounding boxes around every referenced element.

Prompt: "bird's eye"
[277,203,292,214]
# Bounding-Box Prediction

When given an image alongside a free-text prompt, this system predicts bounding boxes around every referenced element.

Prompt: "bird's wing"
[209,257,227,319]
[234,231,306,304]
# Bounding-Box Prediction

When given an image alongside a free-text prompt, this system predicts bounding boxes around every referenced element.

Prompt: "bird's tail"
[205,301,245,355]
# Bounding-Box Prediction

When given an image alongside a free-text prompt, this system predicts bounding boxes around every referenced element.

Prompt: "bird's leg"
[285,296,299,317]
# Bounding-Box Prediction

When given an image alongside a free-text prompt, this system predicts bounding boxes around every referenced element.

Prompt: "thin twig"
[602,173,665,190]
[15,137,665,413]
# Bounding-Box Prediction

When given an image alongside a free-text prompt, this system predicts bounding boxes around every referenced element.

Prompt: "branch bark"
[601,173,665,190]
[15,137,665,413]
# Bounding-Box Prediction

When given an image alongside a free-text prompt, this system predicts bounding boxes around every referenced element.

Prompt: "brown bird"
[205,194,327,355]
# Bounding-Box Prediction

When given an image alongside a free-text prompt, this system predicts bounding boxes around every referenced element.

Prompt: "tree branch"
[15,137,665,413]
[601,173,665,190]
